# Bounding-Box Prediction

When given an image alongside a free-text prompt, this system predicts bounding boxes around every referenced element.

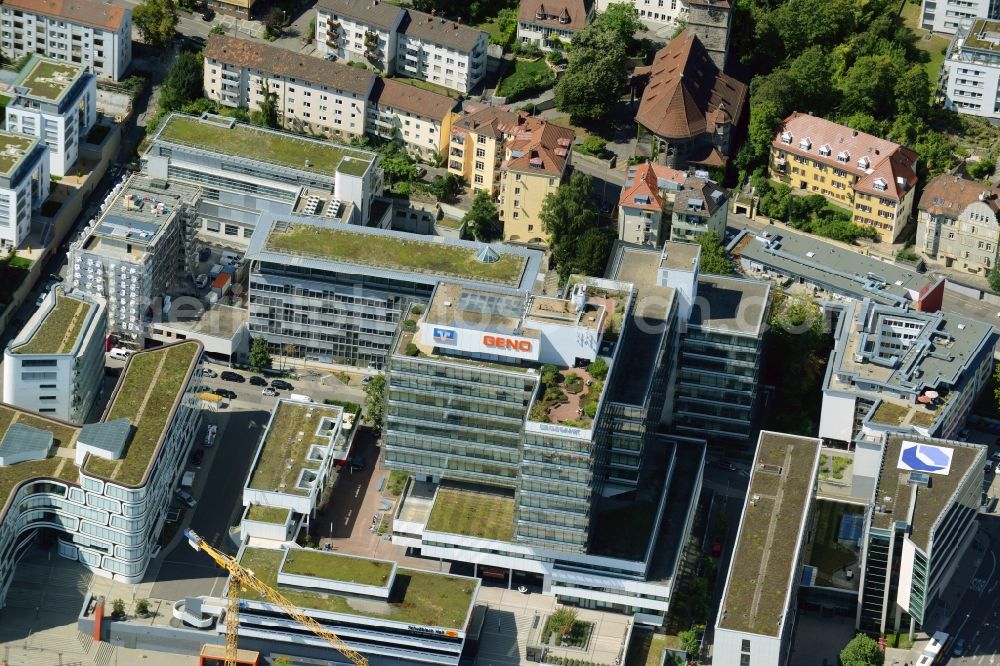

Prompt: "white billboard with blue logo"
[897,440,954,476]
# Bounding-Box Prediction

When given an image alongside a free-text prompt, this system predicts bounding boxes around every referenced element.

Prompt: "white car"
[200,368,218,378]
[194,274,209,289]
[174,489,197,508]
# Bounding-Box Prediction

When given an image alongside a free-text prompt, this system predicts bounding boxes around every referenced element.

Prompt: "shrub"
[541,364,560,385]
[586,357,608,380]
[111,598,126,619]
[563,372,583,394]
[579,136,608,157]
[401,319,417,332]
[410,304,425,315]
[405,342,420,356]
[583,402,597,418]
[544,385,566,403]
[135,598,150,616]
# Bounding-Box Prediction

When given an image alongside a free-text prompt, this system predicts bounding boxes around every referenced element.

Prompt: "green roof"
[12,291,93,355]
[281,549,393,587]
[264,224,527,286]
[0,407,81,518]
[248,401,342,495]
[427,486,515,541]
[16,58,84,103]
[0,133,39,177]
[83,342,200,485]
[240,547,477,629]
[157,115,374,178]
[246,505,290,524]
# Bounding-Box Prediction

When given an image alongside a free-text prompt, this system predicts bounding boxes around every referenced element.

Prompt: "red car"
[711,540,722,557]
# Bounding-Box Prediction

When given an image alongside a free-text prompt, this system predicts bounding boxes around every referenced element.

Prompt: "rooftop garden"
[248,402,341,495]
[281,550,393,587]
[0,407,81,518]
[0,134,37,176]
[239,548,476,628]
[426,486,515,541]
[19,59,81,101]
[157,115,373,178]
[528,360,608,427]
[83,342,199,485]
[265,224,527,286]
[246,505,290,524]
[13,292,91,355]
[870,400,909,427]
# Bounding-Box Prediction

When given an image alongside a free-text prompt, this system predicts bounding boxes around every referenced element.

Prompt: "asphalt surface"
[944,515,1000,666]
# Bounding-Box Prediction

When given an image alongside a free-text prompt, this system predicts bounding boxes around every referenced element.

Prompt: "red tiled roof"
[504,117,575,176]
[618,163,685,211]
[636,31,746,141]
[918,173,1000,217]
[518,0,592,33]
[3,0,127,31]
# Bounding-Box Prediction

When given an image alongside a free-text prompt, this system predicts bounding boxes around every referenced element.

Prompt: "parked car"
[714,459,737,471]
[198,246,211,262]
[194,274,209,289]
[952,638,966,657]
[349,455,366,471]
[262,387,278,397]
[189,448,205,466]
[175,489,197,508]
[711,540,722,557]
[165,508,181,523]
[201,8,215,21]
[191,385,211,394]
[249,376,268,386]
[362,375,373,385]
[271,379,294,390]
[213,388,237,400]
[992,451,1000,460]
[220,371,245,383]
[200,368,218,378]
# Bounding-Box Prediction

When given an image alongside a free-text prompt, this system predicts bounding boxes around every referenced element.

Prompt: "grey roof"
[399,11,486,52]
[729,225,941,307]
[690,275,769,336]
[78,418,133,459]
[316,0,403,29]
[0,424,54,460]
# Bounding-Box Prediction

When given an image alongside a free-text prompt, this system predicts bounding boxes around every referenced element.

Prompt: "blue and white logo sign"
[897,441,953,476]
[433,328,457,344]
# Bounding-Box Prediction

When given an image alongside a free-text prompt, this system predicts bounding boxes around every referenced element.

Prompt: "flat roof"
[239,547,478,629]
[964,18,1000,52]
[14,57,85,103]
[11,289,94,355]
[661,241,700,272]
[0,132,40,178]
[83,342,201,485]
[426,485,515,541]
[248,401,343,495]
[281,549,394,587]
[690,275,769,335]
[246,505,290,524]
[155,114,375,178]
[871,435,983,551]
[719,431,821,636]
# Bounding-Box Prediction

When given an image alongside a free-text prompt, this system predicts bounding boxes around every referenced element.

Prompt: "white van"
[181,471,195,488]
[289,394,313,403]
[109,348,131,361]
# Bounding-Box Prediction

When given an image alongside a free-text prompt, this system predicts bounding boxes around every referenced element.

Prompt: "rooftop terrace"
[11,290,93,355]
[264,222,528,286]
[0,407,81,519]
[15,57,84,103]
[83,342,200,485]
[871,435,983,551]
[0,133,39,177]
[963,18,1000,52]
[719,432,820,636]
[156,114,374,178]
[426,485,515,541]
[239,547,478,629]
[248,401,343,495]
[246,505,290,524]
[281,549,394,588]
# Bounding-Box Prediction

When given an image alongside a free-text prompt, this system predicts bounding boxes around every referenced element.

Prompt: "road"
[944,515,1000,666]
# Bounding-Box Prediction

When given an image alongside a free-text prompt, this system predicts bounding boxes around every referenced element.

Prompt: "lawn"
[14,292,91,355]
[246,505,290,524]
[84,342,200,485]
[264,223,527,286]
[497,58,557,102]
[0,407,81,519]
[281,549,393,587]
[240,548,477,628]
[386,470,408,496]
[19,59,81,101]
[426,486,515,541]
[870,400,909,426]
[900,3,951,82]
[158,115,374,178]
[390,76,461,100]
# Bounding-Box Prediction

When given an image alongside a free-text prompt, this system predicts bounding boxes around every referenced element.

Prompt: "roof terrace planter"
[278,548,396,598]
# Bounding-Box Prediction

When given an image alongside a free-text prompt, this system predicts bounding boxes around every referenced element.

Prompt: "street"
[943,515,1000,666]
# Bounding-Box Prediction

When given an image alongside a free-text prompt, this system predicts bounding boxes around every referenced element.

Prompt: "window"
[224,224,239,236]
[476,148,486,157]
[474,174,484,184]
[206,220,221,232]
[475,160,485,171]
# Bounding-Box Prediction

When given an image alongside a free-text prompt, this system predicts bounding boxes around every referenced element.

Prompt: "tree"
[694,231,734,276]
[248,337,272,373]
[264,7,285,38]
[133,0,178,47]
[969,157,996,181]
[158,51,202,112]
[135,598,150,616]
[574,227,614,277]
[462,190,502,242]
[894,65,931,118]
[554,18,630,120]
[989,263,1000,293]
[678,628,701,658]
[839,633,884,666]
[540,172,601,280]
[363,374,386,431]
[111,598,126,619]
[251,79,280,129]
[547,607,578,638]
[379,143,419,184]
[273,658,293,666]
[595,2,641,42]
[428,173,462,202]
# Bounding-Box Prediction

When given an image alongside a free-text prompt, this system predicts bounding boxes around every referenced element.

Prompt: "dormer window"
[858,156,871,170]
[819,144,831,157]
[837,151,849,163]
[780,131,792,145]
[873,177,888,192]
[799,137,811,150]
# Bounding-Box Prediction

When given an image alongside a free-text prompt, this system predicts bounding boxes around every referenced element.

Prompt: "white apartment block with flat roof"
[942,18,1000,119]
[921,0,1000,34]
[0,0,131,80]
[0,131,49,249]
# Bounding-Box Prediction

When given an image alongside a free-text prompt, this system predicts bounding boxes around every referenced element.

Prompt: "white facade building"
[921,0,1000,34]
[4,56,97,177]
[942,18,1000,119]
[3,288,106,422]
[0,0,131,80]
[0,131,48,250]
[597,0,686,29]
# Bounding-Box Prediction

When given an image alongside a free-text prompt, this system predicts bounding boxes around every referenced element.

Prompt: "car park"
[200,368,218,378]
[221,371,245,383]
[213,388,237,400]
[271,379,293,390]
[249,376,267,386]
[175,489,197,508]
[262,387,278,397]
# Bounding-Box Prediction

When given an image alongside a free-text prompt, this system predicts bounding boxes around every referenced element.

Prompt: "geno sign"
[482,335,532,352]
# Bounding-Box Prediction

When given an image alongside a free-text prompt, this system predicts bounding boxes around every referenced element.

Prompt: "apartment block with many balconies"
[941,18,1000,120]
[0,130,48,250]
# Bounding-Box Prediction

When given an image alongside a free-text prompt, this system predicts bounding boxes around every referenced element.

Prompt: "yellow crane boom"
[184,529,368,666]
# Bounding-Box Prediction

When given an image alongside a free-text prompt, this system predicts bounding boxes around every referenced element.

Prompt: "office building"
[942,19,1000,119]
[0,0,131,80]
[921,0,1000,34]
[714,431,821,666]
[145,113,383,230]
[0,341,203,609]
[69,175,201,341]
[244,216,543,368]
[917,172,1000,273]
[3,287,105,422]
[729,224,947,312]
[4,56,96,176]
[0,131,49,250]
[770,112,919,243]
[617,163,687,246]
[636,32,745,168]
[516,0,593,50]
[855,435,984,634]
[315,0,489,94]
[820,299,995,445]
[203,35,457,159]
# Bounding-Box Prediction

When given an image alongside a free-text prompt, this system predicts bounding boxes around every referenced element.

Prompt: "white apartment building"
[921,0,1000,34]
[0,130,49,250]
[917,172,1000,273]
[367,77,456,159]
[596,0,685,29]
[517,0,593,49]
[0,0,131,80]
[942,18,1000,119]
[4,56,96,176]
[0,341,202,609]
[3,288,106,422]
[315,0,488,93]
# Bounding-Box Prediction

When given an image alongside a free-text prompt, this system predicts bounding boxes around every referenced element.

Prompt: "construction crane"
[184,529,368,666]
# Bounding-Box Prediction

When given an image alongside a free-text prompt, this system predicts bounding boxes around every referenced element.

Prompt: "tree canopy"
[694,232,734,276]
[540,172,610,279]
[462,190,503,242]
[158,51,202,113]
[133,0,178,47]
[363,374,386,432]
[839,633,884,666]
[248,337,273,373]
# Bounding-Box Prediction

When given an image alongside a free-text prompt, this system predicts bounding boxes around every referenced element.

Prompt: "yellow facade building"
[769,112,918,242]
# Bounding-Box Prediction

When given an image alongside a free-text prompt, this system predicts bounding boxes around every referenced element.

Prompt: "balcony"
[449,160,463,171]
